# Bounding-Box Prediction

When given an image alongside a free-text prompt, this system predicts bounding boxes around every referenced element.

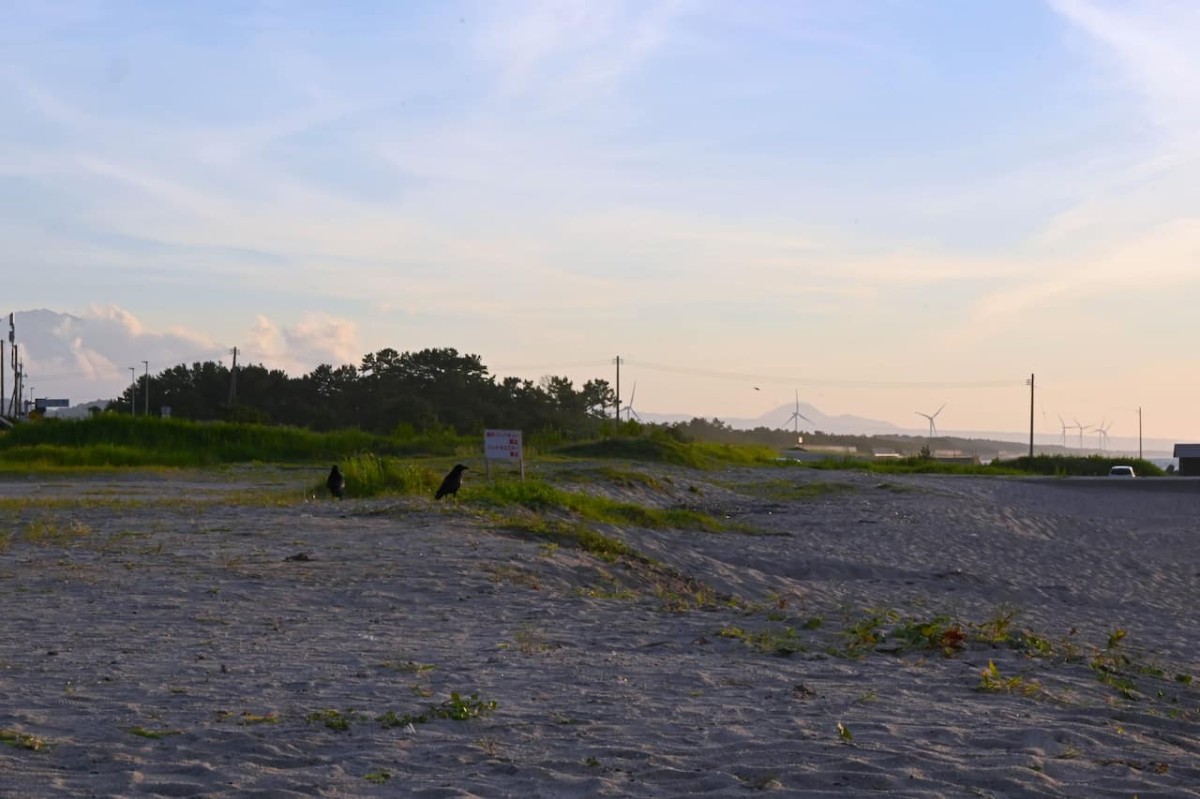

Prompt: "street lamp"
[129,366,136,417]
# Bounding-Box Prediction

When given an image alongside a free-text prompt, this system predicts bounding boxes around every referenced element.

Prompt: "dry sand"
[1,464,1198,797]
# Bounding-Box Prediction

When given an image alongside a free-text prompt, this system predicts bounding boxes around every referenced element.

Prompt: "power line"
[623,360,1020,390]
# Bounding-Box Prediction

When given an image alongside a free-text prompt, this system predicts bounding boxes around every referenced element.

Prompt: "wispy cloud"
[1049,0,1200,132]
[959,1,1200,327]
[478,0,691,102]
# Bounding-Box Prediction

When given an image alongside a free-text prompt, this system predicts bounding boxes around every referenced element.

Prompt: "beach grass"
[0,415,468,469]
[470,479,725,532]
[555,436,779,469]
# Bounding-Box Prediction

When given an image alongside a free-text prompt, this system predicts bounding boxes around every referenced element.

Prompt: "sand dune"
[1,466,1197,797]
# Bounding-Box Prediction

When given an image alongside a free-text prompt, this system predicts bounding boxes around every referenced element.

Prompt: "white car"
[1108,465,1136,477]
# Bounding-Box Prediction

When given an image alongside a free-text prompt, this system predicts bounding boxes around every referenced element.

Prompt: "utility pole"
[613,356,622,421]
[129,367,137,416]
[13,358,21,418]
[8,344,16,417]
[228,347,238,406]
[143,360,150,417]
[4,313,10,417]
[1026,373,1035,459]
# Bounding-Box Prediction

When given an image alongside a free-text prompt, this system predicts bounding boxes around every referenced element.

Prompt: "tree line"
[108,347,616,437]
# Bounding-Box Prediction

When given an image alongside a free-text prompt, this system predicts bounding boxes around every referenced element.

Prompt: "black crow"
[435,463,469,500]
[326,465,345,499]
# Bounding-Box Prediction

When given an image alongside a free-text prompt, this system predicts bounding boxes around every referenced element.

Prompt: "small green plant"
[718,624,804,656]
[0,729,46,751]
[21,517,92,547]
[654,576,719,612]
[834,608,898,657]
[975,606,1019,645]
[1010,630,1056,658]
[976,660,1041,696]
[375,693,498,728]
[363,770,391,784]
[237,712,278,725]
[488,565,542,590]
[1091,627,1139,699]
[304,709,361,731]
[893,615,967,657]
[126,726,182,739]
[576,583,638,601]
[442,692,498,721]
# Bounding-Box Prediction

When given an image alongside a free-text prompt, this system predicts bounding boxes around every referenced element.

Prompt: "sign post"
[484,429,524,481]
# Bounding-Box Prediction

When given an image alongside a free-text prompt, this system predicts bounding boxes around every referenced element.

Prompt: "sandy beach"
[1,464,1198,798]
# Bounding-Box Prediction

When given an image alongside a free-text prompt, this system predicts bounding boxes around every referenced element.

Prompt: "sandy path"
[1,466,1198,797]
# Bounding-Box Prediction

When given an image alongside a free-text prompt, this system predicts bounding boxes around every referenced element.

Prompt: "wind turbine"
[621,382,641,421]
[784,390,813,434]
[1073,419,1091,449]
[1057,415,1069,448]
[1096,420,1112,451]
[916,403,946,437]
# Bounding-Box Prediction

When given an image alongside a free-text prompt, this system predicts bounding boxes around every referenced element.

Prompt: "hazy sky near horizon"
[3,1,1199,440]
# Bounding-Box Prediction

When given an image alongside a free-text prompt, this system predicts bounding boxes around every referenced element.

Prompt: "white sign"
[484,429,523,460]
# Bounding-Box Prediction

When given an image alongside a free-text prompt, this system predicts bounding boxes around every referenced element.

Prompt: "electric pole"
[613,356,622,421]
[3,313,10,417]
[8,344,17,417]
[228,347,238,406]
[129,367,137,416]
[143,360,150,417]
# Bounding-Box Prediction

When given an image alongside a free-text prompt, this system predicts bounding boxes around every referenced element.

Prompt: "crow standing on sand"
[435,464,469,500]
[326,465,345,499]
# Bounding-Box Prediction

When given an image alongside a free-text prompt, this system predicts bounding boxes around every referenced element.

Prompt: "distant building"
[1172,444,1200,476]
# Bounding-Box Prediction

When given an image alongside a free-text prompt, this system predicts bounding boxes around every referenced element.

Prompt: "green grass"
[995,454,1166,477]
[332,453,443,498]
[798,456,1025,476]
[471,480,725,532]
[555,436,778,469]
[0,415,471,469]
[0,729,47,751]
[556,465,670,491]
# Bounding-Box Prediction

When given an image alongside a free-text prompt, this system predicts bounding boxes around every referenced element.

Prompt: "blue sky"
[3,0,1199,441]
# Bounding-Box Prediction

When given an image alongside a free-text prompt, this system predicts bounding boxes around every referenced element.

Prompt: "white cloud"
[246,312,361,373]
